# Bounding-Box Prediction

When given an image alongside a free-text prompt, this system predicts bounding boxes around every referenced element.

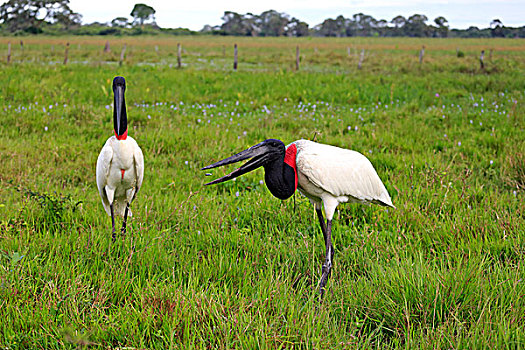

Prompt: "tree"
[391,15,406,36]
[285,17,309,37]
[434,16,449,37]
[405,14,429,37]
[258,10,289,36]
[221,11,258,36]
[0,0,81,32]
[490,18,503,37]
[376,19,388,36]
[130,3,155,26]
[111,17,129,28]
[316,18,342,37]
[352,13,378,36]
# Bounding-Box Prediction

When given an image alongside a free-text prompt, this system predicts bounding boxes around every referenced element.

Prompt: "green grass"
[0,36,524,348]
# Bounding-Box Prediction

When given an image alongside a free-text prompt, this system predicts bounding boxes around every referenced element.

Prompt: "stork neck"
[263,143,297,200]
[114,128,128,140]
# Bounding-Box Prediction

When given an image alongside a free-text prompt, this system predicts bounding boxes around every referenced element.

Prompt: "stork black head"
[112,76,127,140]
[202,139,286,185]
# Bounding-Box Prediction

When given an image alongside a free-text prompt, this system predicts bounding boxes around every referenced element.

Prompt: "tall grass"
[0,36,524,348]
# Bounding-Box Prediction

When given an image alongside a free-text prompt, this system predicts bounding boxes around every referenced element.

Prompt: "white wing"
[132,141,144,203]
[294,140,394,207]
[96,138,114,216]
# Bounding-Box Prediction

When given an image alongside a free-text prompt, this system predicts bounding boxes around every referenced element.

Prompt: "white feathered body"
[96,136,144,217]
[289,140,394,220]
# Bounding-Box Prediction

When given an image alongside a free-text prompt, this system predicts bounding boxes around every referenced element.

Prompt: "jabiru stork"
[96,76,144,241]
[202,139,394,297]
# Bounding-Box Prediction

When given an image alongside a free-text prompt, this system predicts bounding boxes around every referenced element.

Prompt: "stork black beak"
[202,140,283,185]
[114,86,124,135]
[112,76,127,138]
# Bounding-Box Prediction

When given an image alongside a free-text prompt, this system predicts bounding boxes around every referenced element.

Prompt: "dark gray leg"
[110,203,116,242]
[318,219,334,298]
[121,203,130,235]
[316,208,327,238]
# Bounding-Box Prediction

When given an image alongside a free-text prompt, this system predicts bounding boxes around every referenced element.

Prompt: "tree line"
[1,0,524,38]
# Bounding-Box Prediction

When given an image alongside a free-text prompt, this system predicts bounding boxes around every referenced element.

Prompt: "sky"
[69,0,524,31]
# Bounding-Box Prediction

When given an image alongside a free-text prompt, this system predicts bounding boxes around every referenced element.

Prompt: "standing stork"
[202,139,394,296]
[96,76,144,241]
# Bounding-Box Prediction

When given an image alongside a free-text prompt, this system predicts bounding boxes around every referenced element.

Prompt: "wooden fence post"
[419,46,425,64]
[63,42,69,65]
[104,41,110,53]
[489,49,493,60]
[119,44,126,66]
[479,50,485,69]
[233,44,238,71]
[177,43,182,68]
[7,42,11,64]
[358,49,365,69]
[347,47,351,57]
[295,45,300,71]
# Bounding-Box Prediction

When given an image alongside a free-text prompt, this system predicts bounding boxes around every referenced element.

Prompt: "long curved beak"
[114,85,124,135]
[202,142,271,185]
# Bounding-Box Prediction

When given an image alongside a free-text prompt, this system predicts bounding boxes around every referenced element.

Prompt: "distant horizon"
[68,0,524,31]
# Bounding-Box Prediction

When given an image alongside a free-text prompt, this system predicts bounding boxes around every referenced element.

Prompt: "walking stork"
[96,76,144,241]
[202,139,394,296]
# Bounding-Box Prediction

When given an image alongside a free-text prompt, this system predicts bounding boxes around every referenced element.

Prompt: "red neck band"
[284,143,298,191]
[114,129,128,140]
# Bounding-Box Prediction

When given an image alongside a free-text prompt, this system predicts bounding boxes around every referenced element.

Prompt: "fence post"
[296,45,300,71]
[479,50,485,70]
[119,44,127,66]
[233,44,238,71]
[177,43,182,68]
[7,42,11,64]
[419,46,425,64]
[358,49,365,69]
[347,47,351,57]
[63,42,69,65]
[104,41,110,53]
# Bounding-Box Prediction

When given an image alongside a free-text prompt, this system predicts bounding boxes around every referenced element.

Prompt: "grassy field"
[0,35,524,348]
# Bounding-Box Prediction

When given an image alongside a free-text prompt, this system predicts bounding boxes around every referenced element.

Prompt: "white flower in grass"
[44,126,48,131]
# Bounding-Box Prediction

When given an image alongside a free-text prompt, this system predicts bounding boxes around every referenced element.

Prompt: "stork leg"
[316,209,334,298]
[121,203,130,235]
[318,220,334,297]
[110,203,116,242]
